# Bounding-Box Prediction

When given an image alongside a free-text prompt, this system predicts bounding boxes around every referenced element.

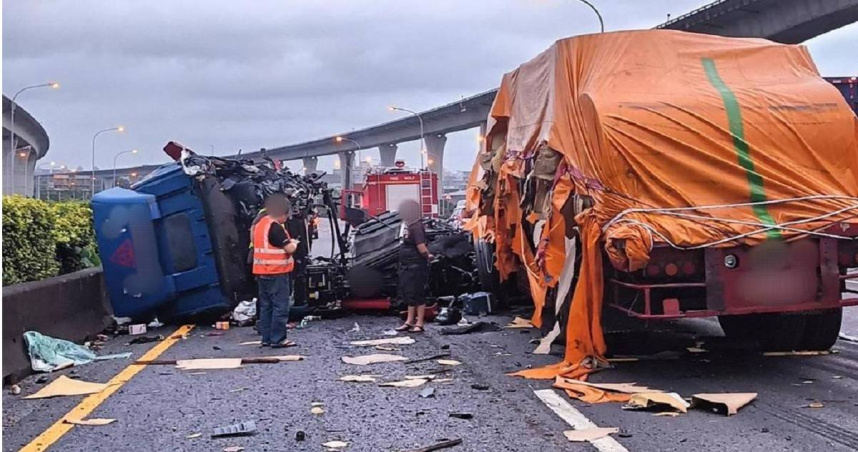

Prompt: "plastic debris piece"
[563,427,619,442]
[342,354,407,366]
[338,375,379,383]
[10,385,21,395]
[223,447,244,452]
[449,413,473,419]
[419,387,436,398]
[558,377,662,394]
[349,337,415,347]
[212,420,257,438]
[147,318,165,328]
[239,341,261,346]
[25,376,107,399]
[690,393,757,416]
[437,359,461,366]
[404,375,436,380]
[653,412,680,417]
[232,300,256,324]
[186,433,202,439]
[807,402,824,408]
[375,345,399,352]
[93,352,132,361]
[350,323,360,333]
[382,329,399,336]
[624,392,689,413]
[311,406,325,415]
[176,358,242,370]
[64,418,116,426]
[323,440,349,449]
[504,317,534,329]
[23,331,97,373]
[379,379,429,388]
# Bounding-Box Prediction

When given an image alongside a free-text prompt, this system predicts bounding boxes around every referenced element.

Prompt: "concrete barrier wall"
[2,267,113,383]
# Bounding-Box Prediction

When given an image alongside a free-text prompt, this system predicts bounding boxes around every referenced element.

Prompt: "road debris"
[404,438,462,452]
[186,433,202,439]
[63,417,116,426]
[553,378,632,404]
[807,402,824,408]
[763,350,831,357]
[440,321,500,335]
[25,376,107,399]
[504,317,534,329]
[212,420,257,438]
[449,413,473,420]
[223,447,244,452]
[405,375,436,380]
[653,412,680,417]
[232,300,256,326]
[323,440,349,449]
[470,384,490,391]
[338,375,380,383]
[563,427,618,442]
[23,331,96,372]
[379,378,429,388]
[176,358,243,370]
[141,356,303,367]
[375,345,399,351]
[311,406,325,415]
[239,341,261,346]
[434,378,454,383]
[296,430,306,441]
[127,335,164,345]
[10,385,21,395]
[129,324,147,335]
[437,359,461,366]
[342,354,407,365]
[419,387,436,398]
[690,393,757,416]
[404,352,451,364]
[382,329,399,336]
[623,392,689,413]
[350,337,415,347]
[350,323,361,333]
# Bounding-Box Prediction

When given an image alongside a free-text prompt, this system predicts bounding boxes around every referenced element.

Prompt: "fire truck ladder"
[420,170,435,218]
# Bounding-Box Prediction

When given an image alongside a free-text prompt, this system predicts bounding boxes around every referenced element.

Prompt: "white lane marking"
[534,389,630,452]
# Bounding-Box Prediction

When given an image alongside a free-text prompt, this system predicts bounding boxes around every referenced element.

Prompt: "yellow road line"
[20,324,195,452]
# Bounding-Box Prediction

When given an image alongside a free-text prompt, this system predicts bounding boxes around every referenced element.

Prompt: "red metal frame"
[607,222,858,319]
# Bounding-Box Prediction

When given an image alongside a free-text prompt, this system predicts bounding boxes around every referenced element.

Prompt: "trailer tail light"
[664,263,678,276]
[681,261,696,275]
[646,264,661,276]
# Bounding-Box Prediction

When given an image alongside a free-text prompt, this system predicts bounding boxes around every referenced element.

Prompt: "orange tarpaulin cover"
[468,30,858,380]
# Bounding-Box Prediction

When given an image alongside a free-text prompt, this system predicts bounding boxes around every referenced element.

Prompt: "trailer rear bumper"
[607,230,858,320]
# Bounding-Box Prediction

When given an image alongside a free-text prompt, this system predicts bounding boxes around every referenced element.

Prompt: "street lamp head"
[335,136,344,143]
[50,161,56,165]
[131,149,139,154]
[130,172,137,177]
[50,82,60,89]
[427,158,434,165]
[117,126,125,133]
[388,106,396,112]
[18,152,27,158]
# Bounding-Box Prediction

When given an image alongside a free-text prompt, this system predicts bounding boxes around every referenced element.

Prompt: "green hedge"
[2,196,100,286]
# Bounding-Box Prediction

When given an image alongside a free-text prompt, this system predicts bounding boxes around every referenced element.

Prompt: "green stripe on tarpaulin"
[701,57,780,239]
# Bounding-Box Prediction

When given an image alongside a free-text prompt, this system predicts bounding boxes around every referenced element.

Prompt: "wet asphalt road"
[5,311,858,452]
[6,222,858,451]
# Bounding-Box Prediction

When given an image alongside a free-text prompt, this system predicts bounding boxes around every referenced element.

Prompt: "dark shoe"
[260,342,271,347]
[408,325,425,334]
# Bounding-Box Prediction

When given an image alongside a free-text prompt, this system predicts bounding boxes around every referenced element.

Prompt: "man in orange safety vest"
[251,193,299,348]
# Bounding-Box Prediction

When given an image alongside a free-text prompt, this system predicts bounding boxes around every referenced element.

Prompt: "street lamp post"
[572,0,604,33]
[113,149,138,185]
[8,82,59,194]
[335,136,362,170]
[91,126,124,195]
[388,106,425,169]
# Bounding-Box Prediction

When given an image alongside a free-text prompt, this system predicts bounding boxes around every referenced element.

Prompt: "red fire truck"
[343,160,440,219]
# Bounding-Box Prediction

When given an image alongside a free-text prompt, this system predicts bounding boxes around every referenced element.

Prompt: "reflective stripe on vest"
[251,216,295,275]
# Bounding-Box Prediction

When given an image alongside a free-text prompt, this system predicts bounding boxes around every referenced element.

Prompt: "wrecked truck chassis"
[607,224,858,320]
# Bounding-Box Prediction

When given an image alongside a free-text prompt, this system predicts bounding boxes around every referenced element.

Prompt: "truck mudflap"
[607,225,858,319]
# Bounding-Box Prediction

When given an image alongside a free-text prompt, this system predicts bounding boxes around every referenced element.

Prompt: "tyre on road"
[718,308,842,352]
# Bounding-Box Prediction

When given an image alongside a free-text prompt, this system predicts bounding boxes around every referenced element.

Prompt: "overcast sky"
[4,1,856,173]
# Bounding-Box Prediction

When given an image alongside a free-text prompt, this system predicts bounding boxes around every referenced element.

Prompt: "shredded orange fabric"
[553,379,631,404]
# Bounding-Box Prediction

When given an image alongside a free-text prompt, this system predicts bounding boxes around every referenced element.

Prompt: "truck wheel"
[719,313,806,351]
[800,308,842,351]
[717,314,758,340]
[474,240,499,292]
